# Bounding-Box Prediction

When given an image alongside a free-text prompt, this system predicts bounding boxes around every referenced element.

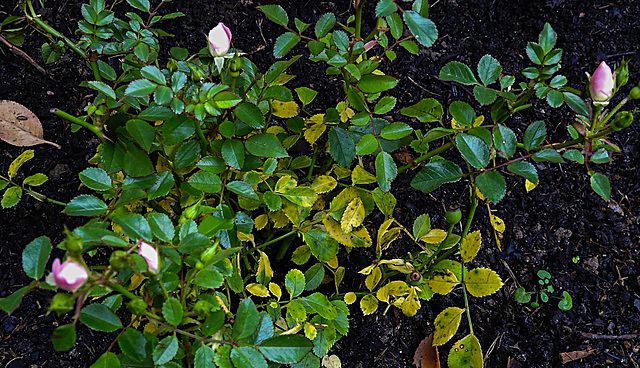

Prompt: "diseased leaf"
[460,230,481,263]
[0,101,60,148]
[464,268,503,297]
[433,307,464,346]
[447,334,483,368]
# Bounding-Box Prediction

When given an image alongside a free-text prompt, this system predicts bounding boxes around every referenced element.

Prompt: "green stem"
[25,187,67,206]
[461,264,474,335]
[305,148,320,182]
[397,141,454,174]
[194,120,211,154]
[105,282,139,301]
[51,108,105,142]
[25,7,87,59]
[354,0,365,40]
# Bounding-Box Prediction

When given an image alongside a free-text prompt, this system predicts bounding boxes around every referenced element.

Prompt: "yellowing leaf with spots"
[304,323,317,340]
[311,175,337,193]
[525,179,537,192]
[360,294,378,315]
[447,334,483,368]
[379,259,414,274]
[256,250,273,284]
[351,165,377,185]
[489,212,505,233]
[275,175,297,192]
[384,280,411,296]
[359,263,377,275]
[419,229,448,244]
[464,268,503,297]
[341,197,365,233]
[428,269,459,295]
[377,218,401,252]
[304,123,326,145]
[271,100,299,118]
[270,210,289,228]
[460,230,482,263]
[246,283,270,297]
[365,266,382,291]
[432,307,464,346]
[349,226,372,248]
[280,186,318,208]
[269,283,282,300]
[344,292,357,305]
[401,287,421,317]
[8,150,34,178]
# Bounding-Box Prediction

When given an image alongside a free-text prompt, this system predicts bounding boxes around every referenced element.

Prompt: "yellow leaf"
[255,214,268,230]
[256,250,273,284]
[311,175,337,194]
[271,100,299,118]
[246,283,270,297]
[451,117,463,130]
[338,102,354,123]
[460,230,482,263]
[334,266,345,289]
[331,164,352,179]
[269,283,282,300]
[143,321,156,333]
[341,197,365,233]
[428,270,459,295]
[351,165,377,185]
[304,323,317,340]
[8,150,34,178]
[525,179,537,192]
[128,273,145,291]
[308,114,324,124]
[377,218,401,252]
[475,186,486,201]
[432,307,464,346]
[275,175,297,193]
[304,123,326,145]
[359,263,377,275]
[270,210,289,228]
[447,334,484,368]
[360,294,378,315]
[464,268,503,297]
[350,226,372,248]
[281,198,305,227]
[401,287,421,317]
[385,280,411,296]
[266,126,286,136]
[488,211,505,233]
[322,355,342,368]
[384,260,414,274]
[473,115,484,127]
[365,266,382,291]
[326,255,339,269]
[419,229,448,244]
[344,292,357,305]
[238,232,254,244]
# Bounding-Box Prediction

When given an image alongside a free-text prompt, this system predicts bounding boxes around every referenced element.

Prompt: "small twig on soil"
[580,332,640,340]
[0,34,47,75]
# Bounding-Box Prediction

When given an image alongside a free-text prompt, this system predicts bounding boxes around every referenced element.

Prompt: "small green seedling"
[572,256,580,263]
[515,270,573,310]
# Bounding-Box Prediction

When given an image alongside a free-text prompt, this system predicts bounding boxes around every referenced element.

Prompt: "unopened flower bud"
[611,111,634,131]
[109,250,130,271]
[48,293,75,316]
[138,242,159,274]
[589,61,615,104]
[189,65,205,84]
[615,59,630,90]
[167,58,178,73]
[126,298,148,315]
[64,228,83,254]
[445,204,462,225]
[207,22,232,57]
[52,258,88,291]
[629,87,640,100]
[229,56,242,78]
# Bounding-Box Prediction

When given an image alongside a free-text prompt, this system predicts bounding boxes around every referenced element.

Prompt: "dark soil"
[1,0,639,367]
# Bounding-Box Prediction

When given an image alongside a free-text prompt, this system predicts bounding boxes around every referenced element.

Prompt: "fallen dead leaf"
[321,354,341,368]
[0,100,60,149]
[413,332,440,368]
[559,347,594,364]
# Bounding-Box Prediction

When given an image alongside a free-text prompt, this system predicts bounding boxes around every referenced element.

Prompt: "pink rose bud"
[207,22,232,57]
[364,40,378,51]
[138,241,159,274]
[590,61,614,102]
[52,258,88,291]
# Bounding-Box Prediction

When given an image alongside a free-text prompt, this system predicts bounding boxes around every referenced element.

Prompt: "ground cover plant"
[1,1,639,367]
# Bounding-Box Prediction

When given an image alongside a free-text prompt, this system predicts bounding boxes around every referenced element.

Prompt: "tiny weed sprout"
[0,0,635,367]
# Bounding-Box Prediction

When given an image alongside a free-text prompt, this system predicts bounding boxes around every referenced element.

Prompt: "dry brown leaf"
[559,347,594,364]
[0,100,60,149]
[413,332,440,368]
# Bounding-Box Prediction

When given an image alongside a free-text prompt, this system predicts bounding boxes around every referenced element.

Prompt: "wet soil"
[1,0,639,367]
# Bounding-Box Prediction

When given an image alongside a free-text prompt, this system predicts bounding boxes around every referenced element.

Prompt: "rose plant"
[0,0,637,367]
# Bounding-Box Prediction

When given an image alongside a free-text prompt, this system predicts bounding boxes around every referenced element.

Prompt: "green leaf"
[79,167,112,191]
[539,23,557,54]
[1,186,22,208]
[546,89,564,108]
[148,171,175,200]
[193,269,224,289]
[303,229,339,262]
[90,352,120,368]
[221,139,245,170]
[523,120,546,151]
[532,148,564,163]
[304,263,325,291]
[163,115,195,145]
[174,140,201,169]
[358,74,398,94]
[80,304,122,332]
[125,78,157,97]
[564,92,589,116]
[301,292,338,320]
[476,171,506,203]
[295,87,318,105]
[591,149,611,164]
[154,85,173,105]
[153,335,179,365]
[265,55,302,85]
[380,122,412,140]
[259,335,313,364]
[375,0,397,17]
[558,291,573,311]
[147,212,175,242]
[126,0,150,12]
[473,85,497,105]
[411,160,462,193]
[88,81,116,100]
[194,344,215,368]
[507,161,538,184]
[356,134,378,156]
[140,65,166,85]
[494,125,517,158]
[274,32,300,58]
[245,134,288,158]
[374,96,397,115]
[123,142,154,177]
[456,134,489,169]
[257,5,288,26]
[563,150,585,164]
[401,98,443,123]
[213,92,242,109]
[162,298,183,327]
[63,195,108,216]
[138,105,174,121]
[440,61,478,86]
[233,298,261,340]
[447,334,483,368]
[235,102,264,129]
[314,13,335,38]
[118,328,147,361]
[400,40,419,54]
[285,269,306,298]
[52,324,76,351]
[449,101,476,127]
[477,54,502,85]
[114,213,151,240]
[189,171,222,193]
[231,346,267,368]
[590,172,610,201]
[403,10,438,47]
[227,181,259,201]
[375,151,397,193]
[22,236,51,279]
[0,282,34,314]
[328,127,356,168]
